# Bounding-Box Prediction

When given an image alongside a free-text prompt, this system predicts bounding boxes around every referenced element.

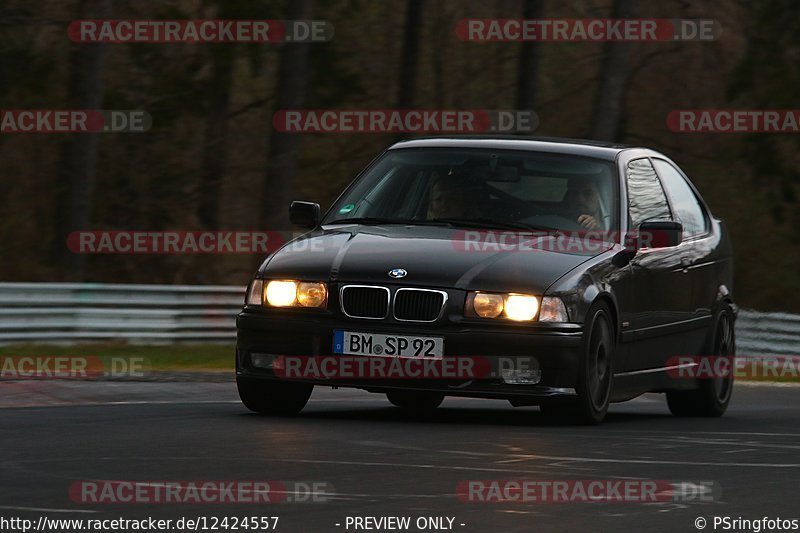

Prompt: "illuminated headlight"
[539,297,569,322]
[504,295,539,321]
[266,281,298,306]
[473,293,504,318]
[466,292,539,321]
[248,279,328,308]
[296,282,327,307]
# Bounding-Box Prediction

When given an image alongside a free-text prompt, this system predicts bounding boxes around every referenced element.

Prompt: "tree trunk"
[515,0,544,112]
[396,0,425,110]
[431,0,447,108]
[52,0,111,280]
[197,45,233,229]
[394,0,425,142]
[588,0,636,142]
[262,0,314,229]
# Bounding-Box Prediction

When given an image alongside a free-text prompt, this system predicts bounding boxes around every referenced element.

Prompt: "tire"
[666,305,735,417]
[237,377,313,415]
[386,391,444,411]
[541,302,615,425]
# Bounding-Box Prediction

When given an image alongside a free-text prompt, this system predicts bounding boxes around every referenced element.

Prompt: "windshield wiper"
[429,218,555,232]
[325,216,557,232]
[325,217,453,227]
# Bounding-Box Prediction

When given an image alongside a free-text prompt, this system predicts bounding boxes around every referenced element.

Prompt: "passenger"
[426,171,479,220]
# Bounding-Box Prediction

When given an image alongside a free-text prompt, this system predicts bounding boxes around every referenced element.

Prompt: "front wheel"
[237,377,313,415]
[666,305,735,417]
[541,302,615,425]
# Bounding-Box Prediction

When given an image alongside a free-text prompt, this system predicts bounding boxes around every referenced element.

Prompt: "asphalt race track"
[1,380,799,532]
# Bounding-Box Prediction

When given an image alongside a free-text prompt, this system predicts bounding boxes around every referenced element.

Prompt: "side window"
[626,158,671,228]
[652,159,708,237]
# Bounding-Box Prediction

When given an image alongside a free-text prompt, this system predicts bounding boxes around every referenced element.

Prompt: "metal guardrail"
[0,282,244,343]
[736,311,800,356]
[0,282,794,354]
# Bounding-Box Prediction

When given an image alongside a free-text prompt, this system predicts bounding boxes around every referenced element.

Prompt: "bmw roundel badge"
[388,268,407,279]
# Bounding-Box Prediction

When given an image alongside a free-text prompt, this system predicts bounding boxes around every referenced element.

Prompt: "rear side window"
[652,159,708,237]
[626,158,671,228]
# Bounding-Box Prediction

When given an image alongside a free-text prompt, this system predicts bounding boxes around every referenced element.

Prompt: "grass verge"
[0,343,234,372]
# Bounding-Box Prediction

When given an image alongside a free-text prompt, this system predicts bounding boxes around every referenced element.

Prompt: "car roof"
[387,136,639,161]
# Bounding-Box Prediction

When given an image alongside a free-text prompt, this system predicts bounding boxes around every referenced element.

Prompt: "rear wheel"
[666,305,735,417]
[237,377,313,415]
[386,391,444,411]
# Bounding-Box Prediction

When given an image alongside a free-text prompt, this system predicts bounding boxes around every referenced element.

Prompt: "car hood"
[260,225,610,294]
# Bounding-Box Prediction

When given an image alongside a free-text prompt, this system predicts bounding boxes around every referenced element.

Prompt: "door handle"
[680,257,691,272]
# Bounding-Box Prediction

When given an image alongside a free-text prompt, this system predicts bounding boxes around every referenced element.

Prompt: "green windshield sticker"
[339,204,355,214]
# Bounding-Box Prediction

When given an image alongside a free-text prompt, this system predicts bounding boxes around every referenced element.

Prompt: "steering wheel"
[519,213,585,232]
[484,185,547,218]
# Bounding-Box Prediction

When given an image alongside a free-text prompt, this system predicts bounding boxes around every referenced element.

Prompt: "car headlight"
[247,279,328,309]
[465,293,568,322]
[473,293,505,318]
[504,294,539,321]
[296,282,327,307]
[266,280,299,306]
[466,291,539,321]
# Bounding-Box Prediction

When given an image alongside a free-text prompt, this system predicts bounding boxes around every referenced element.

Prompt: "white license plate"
[333,330,444,359]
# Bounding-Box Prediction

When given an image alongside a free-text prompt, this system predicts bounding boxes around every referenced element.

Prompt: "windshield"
[322,148,619,233]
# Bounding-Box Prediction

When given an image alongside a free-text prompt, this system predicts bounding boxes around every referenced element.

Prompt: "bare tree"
[396,0,425,110]
[52,0,111,280]
[515,0,545,112]
[261,0,314,229]
[588,0,636,142]
[394,0,425,143]
[430,0,448,108]
[197,45,233,229]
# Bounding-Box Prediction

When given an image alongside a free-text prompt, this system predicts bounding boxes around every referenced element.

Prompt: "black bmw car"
[236,137,736,424]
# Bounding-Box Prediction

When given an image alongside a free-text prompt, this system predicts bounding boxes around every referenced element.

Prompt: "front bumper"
[236,308,584,400]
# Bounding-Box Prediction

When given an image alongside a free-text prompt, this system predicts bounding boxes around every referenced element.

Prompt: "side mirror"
[628,220,683,250]
[289,201,320,229]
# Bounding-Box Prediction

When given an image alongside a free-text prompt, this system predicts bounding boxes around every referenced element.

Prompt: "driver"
[561,178,605,230]
[426,171,479,219]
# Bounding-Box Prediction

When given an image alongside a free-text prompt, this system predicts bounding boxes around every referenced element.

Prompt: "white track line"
[0,506,98,514]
